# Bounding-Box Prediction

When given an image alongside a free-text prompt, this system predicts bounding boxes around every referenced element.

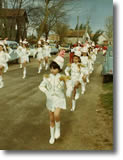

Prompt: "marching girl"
[0,42,7,88]
[74,41,82,53]
[16,39,23,68]
[3,44,12,73]
[43,40,51,70]
[20,40,30,79]
[80,46,90,83]
[37,40,44,74]
[69,44,75,64]
[39,50,72,144]
[65,50,84,111]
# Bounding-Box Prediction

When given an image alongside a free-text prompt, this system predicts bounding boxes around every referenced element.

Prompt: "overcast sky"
[66,0,113,32]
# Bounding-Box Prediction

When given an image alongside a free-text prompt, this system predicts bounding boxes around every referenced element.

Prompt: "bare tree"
[54,22,69,44]
[105,16,113,42]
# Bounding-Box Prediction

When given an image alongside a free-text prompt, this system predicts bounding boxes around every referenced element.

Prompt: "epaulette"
[78,63,85,68]
[43,74,49,78]
[60,75,71,81]
[88,55,92,59]
[67,63,71,67]
[59,75,66,81]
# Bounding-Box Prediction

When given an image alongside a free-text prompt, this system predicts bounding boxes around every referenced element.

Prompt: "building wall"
[64,37,83,44]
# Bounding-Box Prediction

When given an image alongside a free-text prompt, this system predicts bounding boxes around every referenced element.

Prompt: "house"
[98,33,108,45]
[0,8,28,42]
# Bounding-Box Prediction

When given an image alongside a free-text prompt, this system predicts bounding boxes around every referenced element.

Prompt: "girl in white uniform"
[39,50,71,144]
[43,40,51,70]
[20,40,30,79]
[3,45,12,73]
[16,39,23,68]
[65,51,84,111]
[37,41,44,73]
[80,47,90,83]
[0,42,7,88]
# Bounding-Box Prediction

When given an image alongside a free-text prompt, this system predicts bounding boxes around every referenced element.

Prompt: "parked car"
[7,41,19,63]
[102,45,113,83]
[50,43,59,55]
[59,44,70,52]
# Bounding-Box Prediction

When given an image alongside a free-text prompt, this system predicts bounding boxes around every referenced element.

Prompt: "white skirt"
[46,95,66,112]
[20,55,29,63]
[37,53,43,60]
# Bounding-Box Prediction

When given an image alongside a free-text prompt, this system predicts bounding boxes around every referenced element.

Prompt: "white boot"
[0,76,4,88]
[86,76,90,83]
[71,100,76,111]
[55,121,60,139]
[45,63,48,70]
[20,64,22,68]
[38,64,42,73]
[81,84,85,95]
[22,67,26,79]
[75,89,80,100]
[4,64,8,73]
[49,127,55,144]
[43,60,45,67]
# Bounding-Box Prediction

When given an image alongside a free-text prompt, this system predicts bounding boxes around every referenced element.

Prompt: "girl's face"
[38,44,41,48]
[0,45,3,51]
[73,56,79,63]
[50,67,59,75]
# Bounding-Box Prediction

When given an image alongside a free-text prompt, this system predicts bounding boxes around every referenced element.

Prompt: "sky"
[66,0,113,33]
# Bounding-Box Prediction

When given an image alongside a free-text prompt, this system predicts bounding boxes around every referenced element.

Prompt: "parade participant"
[0,42,6,88]
[16,39,23,68]
[74,41,82,53]
[20,40,30,79]
[80,46,90,83]
[43,40,51,70]
[37,40,44,73]
[39,50,71,144]
[3,44,12,73]
[65,50,84,111]
[69,44,75,64]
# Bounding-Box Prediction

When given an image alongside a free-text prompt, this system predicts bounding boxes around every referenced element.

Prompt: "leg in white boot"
[49,127,55,144]
[45,63,49,70]
[75,89,80,100]
[71,99,76,111]
[38,64,42,73]
[23,67,26,79]
[20,63,22,68]
[81,83,86,95]
[0,75,4,88]
[55,121,60,139]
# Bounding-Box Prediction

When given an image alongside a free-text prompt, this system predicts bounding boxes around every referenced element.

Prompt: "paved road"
[0,54,113,150]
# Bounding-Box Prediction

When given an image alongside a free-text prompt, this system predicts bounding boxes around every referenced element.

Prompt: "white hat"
[74,50,81,57]
[82,46,88,53]
[19,39,22,43]
[78,41,81,44]
[0,42,4,46]
[46,39,49,43]
[53,50,65,69]
[22,40,28,44]
[38,40,41,45]
[0,41,6,51]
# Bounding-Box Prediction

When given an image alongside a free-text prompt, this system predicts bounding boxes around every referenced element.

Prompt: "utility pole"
[77,16,79,42]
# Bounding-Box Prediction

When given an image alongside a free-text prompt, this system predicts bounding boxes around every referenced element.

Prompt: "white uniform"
[43,45,51,57]
[39,73,66,112]
[0,51,6,67]
[37,47,44,60]
[16,45,23,57]
[65,63,83,87]
[20,47,30,63]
